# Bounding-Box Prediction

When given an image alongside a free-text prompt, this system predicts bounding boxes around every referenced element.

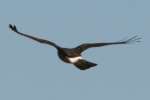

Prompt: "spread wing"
[9,24,60,49]
[75,35,141,54]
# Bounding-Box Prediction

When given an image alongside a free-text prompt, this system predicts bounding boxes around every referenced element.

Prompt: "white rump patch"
[68,56,83,63]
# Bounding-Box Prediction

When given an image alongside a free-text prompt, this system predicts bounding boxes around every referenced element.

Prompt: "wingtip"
[119,34,142,44]
[9,24,16,28]
[9,24,18,32]
[9,24,13,29]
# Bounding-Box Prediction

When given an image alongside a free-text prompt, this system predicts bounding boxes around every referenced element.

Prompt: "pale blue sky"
[0,0,149,100]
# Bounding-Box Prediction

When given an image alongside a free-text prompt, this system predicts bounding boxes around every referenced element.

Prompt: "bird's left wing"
[9,24,59,49]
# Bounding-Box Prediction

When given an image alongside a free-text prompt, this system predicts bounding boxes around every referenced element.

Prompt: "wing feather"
[9,24,59,49]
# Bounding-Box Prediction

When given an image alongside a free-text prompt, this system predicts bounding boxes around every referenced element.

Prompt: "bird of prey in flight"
[9,24,141,70]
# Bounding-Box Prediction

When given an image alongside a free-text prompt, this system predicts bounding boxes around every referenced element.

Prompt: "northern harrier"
[9,24,141,70]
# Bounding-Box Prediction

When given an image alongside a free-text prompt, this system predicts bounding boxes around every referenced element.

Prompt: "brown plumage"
[9,24,141,70]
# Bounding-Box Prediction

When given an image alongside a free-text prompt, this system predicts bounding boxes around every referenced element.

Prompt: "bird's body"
[68,56,83,63]
[56,48,80,63]
[9,24,141,70]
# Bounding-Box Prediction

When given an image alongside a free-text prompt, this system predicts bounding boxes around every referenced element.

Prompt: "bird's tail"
[74,59,97,70]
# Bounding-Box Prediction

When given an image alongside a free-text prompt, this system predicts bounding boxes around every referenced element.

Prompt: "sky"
[0,0,149,100]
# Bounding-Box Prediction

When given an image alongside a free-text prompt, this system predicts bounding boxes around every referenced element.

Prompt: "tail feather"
[74,59,97,70]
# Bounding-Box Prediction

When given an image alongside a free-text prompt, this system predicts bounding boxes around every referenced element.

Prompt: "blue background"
[0,0,149,100]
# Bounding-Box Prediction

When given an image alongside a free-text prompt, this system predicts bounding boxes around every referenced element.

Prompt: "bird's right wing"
[75,35,141,54]
[9,24,59,49]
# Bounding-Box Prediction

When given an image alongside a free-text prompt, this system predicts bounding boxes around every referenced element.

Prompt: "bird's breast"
[57,48,82,63]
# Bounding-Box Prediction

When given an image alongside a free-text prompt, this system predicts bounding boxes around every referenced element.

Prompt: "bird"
[9,24,141,70]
